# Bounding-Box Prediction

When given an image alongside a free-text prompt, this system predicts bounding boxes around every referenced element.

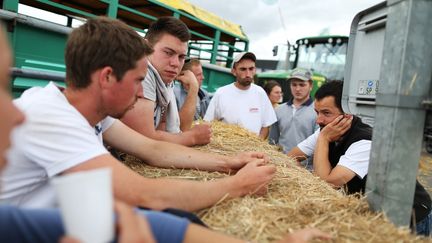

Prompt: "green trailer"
[256,35,348,102]
[1,0,249,96]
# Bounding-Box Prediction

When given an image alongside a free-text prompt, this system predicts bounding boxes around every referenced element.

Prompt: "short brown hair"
[145,16,190,46]
[182,58,201,72]
[65,17,153,89]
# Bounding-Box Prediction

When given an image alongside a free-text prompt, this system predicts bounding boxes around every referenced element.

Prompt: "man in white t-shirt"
[204,52,277,139]
[0,17,276,211]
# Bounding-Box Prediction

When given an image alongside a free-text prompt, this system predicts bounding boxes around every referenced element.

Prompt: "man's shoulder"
[14,83,64,111]
[251,83,266,92]
[275,103,290,113]
[250,84,270,99]
[213,83,234,95]
[143,71,157,86]
[142,72,157,101]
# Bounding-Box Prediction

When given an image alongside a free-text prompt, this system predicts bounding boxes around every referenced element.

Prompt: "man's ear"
[231,68,236,76]
[98,67,115,89]
[143,38,153,48]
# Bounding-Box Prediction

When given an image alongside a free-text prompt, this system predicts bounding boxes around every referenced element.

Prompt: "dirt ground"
[419,151,432,195]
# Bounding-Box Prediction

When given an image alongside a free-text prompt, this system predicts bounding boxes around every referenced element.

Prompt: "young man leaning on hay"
[0,17,277,213]
[121,17,212,147]
[288,80,432,236]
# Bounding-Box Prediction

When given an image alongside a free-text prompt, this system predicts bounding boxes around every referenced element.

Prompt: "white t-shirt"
[204,83,276,135]
[0,82,115,208]
[297,130,371,178]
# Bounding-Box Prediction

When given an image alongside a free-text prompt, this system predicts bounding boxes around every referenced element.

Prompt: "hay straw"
[123,121,431,242]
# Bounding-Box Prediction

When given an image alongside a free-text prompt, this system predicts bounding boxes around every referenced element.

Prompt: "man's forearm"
[259,127,269,140]
[137,176,242,211]
[135,138,231,172]
[313,136,332,180]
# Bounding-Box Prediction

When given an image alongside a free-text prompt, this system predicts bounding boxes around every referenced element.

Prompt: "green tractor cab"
[256,35,348,102]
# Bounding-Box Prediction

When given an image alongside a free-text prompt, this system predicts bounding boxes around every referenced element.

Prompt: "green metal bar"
[220,42,238,51]
[210,30,221,64]
[191,39,244,53]
[3,0,19,12]
[189,46,233,62]
[188,46,213,52]
[117,5,157,21]
[189,30,212,41]
[33,0,96,18]
[107,0,119,18]
[172,12,180,18]
[219,42,245,52]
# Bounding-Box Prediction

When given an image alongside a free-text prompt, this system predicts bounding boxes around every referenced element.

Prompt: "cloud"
[188,0,383,59]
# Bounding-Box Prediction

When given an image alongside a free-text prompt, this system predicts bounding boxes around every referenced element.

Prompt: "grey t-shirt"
[269,99,318,171]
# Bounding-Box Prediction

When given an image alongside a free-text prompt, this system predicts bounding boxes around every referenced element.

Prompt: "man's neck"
[234,82,250,90]
[63,86,105,127]
[292,97,309,108]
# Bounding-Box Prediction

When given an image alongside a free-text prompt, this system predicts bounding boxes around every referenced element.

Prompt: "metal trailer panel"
[345,0,432,226]
[342,2,387,126]
[367,0,432,226]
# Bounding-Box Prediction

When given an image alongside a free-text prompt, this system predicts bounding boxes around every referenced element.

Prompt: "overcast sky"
[188,0,383,60]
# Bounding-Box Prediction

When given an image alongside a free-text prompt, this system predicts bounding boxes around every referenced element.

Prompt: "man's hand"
[232,160,276,196]
[115,201,156,243]
[227,152,270,172]
[278,228,332,243]
[177,70,198,92]
[189,123,212,145]
[319,115,353,142]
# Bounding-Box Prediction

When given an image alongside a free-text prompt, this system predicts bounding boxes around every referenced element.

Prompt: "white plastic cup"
[52,168,114,243]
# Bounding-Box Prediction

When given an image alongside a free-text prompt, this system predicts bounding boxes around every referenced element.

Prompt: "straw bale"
[419,153,432,195]
[122,121,431,242]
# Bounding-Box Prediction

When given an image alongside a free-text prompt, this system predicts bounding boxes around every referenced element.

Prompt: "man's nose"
[246,70,254,77]
[170,56,181,67]
[316,115,324,125]
[136,82,144,98]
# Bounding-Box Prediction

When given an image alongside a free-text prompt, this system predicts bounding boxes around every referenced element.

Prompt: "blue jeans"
[0,206,189,243]
[416,211,432,236]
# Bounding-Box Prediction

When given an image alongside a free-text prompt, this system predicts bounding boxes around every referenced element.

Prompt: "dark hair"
[182,58,201,72]
[145,16,191,46]
[65,17,153,89]
[263,80,281,95]
[314,80,344,113]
